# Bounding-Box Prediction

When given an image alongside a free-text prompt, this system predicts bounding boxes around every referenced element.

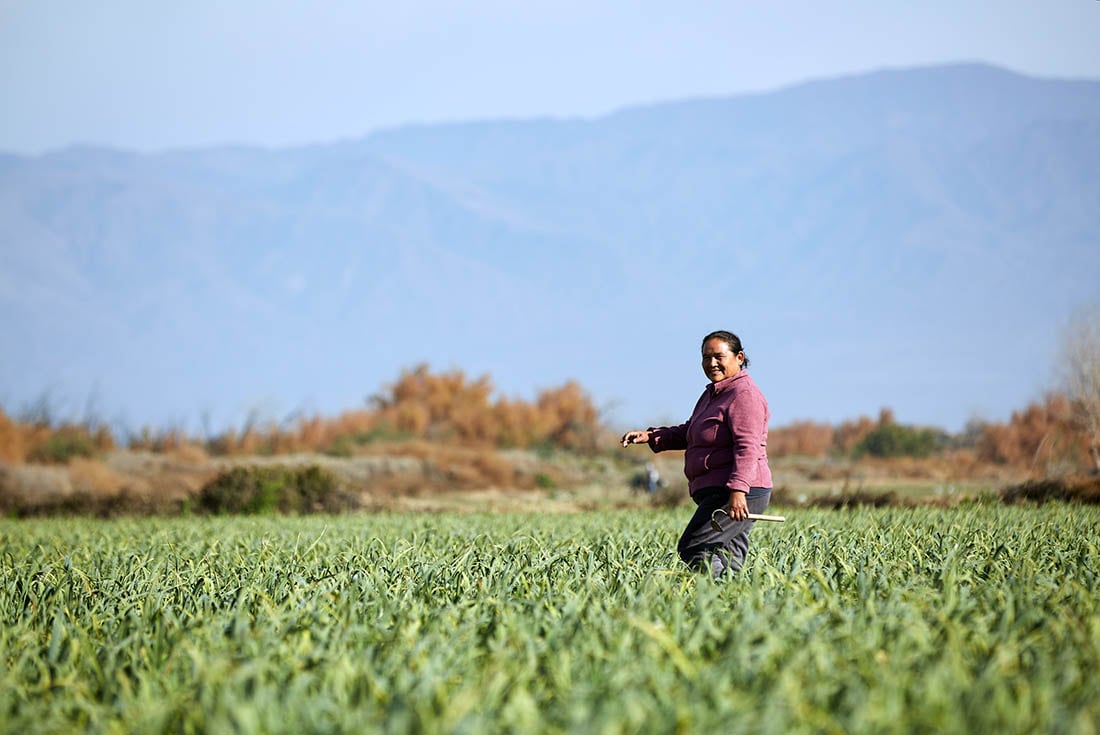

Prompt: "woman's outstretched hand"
[620,430,651,448]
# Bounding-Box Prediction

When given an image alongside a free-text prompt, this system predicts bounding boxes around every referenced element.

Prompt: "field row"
[1,504,1098,734]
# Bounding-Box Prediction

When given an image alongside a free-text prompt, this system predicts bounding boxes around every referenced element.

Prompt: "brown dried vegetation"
[999,475,1100,505]
[0,409,115,465]
[769,398,1095,475]
[974,393,1091,472]
[766,420,835,458]
[4,366,1100,516]
[116,365,605,459]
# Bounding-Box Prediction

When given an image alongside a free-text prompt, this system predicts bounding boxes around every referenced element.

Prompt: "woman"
[621,330,773,578]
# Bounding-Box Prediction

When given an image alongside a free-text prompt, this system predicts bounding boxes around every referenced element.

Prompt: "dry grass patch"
[0,463,74,513]
[68,457,128,497]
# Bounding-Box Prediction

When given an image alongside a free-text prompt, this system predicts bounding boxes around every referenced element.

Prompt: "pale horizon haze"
[3,2,1100,154]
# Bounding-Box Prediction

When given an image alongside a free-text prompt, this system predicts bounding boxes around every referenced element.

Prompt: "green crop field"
[1,504,1098,734]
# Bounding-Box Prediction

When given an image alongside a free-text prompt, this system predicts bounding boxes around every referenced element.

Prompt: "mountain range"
[2,62,1098,434]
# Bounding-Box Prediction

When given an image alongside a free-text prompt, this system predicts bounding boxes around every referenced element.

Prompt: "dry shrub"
[366,367,602,451]
[0,409,29,462]
[369,365,496,442]
[128,427,191,452]
[194,365,605,457]
[769,420,834,457]
[534,381,602,452]
[361,438,439,462]
[769,410,892,459]
[0,406,116,466]
[25,423,114,464]
[198,465,357,515]
[768,400,1097,478]
[0,463,74,512]
[302,410,377,452]
[88,486,179,517]
[834,415,878,455]
[68,457,127,497]
[976,393,1090,471]
[235,427,270,456]
[999,475,1100,505]
[0,455,186,517]
[494,397,542,448]
[470,450,519,488]
[169,443,210,465]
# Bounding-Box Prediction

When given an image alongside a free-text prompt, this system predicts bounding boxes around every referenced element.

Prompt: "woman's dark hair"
[701,330,750,368]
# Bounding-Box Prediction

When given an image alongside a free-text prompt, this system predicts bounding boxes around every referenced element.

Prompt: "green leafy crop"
[0,506,1097,734]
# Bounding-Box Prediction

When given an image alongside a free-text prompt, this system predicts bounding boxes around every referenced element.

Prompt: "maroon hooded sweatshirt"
[647,370,772,496]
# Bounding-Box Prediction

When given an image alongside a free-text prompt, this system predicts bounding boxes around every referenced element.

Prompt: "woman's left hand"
[729,491,749,521]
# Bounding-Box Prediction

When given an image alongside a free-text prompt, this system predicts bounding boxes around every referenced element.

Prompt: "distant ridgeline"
[2,63,1099,437]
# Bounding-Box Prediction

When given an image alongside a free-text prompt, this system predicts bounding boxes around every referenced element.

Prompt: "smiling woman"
[701,330,749,382]
[621,330,772,579]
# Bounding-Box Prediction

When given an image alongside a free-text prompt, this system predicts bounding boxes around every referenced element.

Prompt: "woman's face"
[701,338,744,383]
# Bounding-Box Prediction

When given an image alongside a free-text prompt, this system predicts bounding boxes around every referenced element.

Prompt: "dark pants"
[677,486,772,579]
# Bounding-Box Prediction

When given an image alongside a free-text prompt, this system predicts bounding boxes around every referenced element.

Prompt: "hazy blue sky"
[3,1,1099,154]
